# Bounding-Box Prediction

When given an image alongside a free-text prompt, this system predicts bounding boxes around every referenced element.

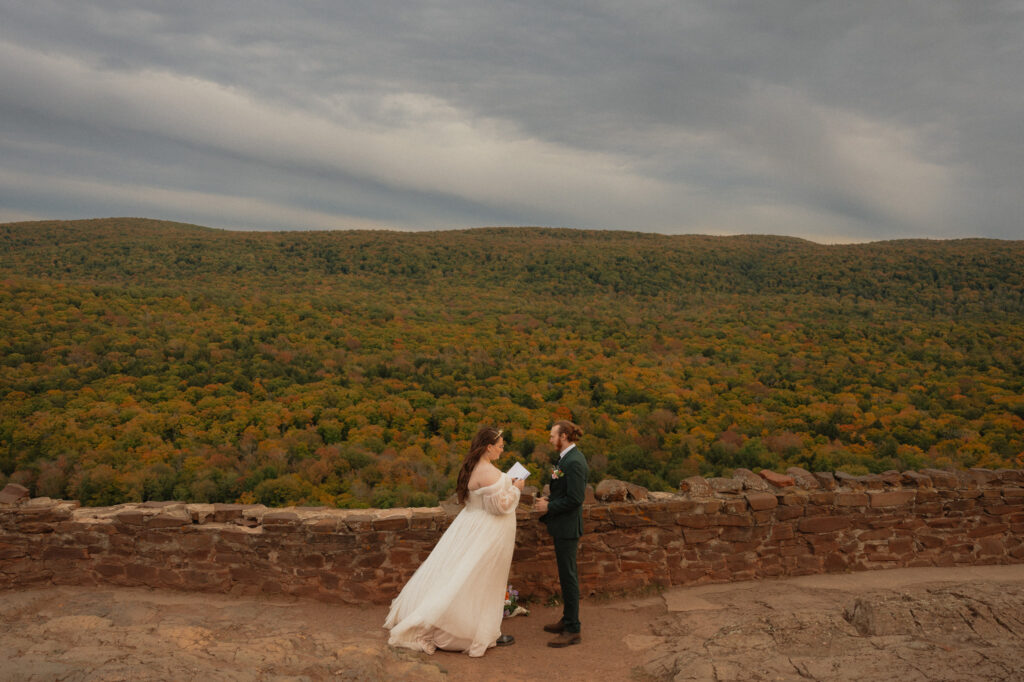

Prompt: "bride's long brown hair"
[455,427,503,504]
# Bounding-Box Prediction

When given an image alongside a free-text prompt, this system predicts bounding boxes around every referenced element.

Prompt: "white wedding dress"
[384,473,521,657]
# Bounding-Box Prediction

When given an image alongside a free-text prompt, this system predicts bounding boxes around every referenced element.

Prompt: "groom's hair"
[553,420,583,443]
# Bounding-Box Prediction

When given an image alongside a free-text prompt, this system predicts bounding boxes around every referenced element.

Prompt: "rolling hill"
[2,218,1022,507]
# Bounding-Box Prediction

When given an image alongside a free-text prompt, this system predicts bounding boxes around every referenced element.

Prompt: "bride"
[384,426,525,657]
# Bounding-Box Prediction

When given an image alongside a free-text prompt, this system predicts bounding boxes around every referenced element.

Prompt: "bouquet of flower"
[503,585,529,618]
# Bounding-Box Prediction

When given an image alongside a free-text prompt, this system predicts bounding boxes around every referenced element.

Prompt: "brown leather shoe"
[547,631,581,648]
[543,620,566,634]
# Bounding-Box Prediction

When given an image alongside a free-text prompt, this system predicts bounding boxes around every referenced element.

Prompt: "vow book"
[506,462,531,480]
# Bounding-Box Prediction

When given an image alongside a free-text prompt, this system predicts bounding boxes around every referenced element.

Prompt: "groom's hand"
[535,497,548,513]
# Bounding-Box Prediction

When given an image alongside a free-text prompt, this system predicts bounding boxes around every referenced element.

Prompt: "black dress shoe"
[543,620,566,633]
[496,634,515,646]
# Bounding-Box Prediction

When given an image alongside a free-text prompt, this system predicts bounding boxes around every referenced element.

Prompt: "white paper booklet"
[506,461,531,480]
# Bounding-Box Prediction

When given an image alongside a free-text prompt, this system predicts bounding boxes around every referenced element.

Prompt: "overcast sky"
[1,1,1022,242]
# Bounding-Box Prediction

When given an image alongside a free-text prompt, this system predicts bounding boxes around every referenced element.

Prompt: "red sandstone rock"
[712,513,753,527]
[994,469,1024,483]
[683,528,718,543]
[834,472,869,490]
[308,518,341,533]
[806,472,834,491]
[0,484,29,506]
[625,483,650,502]
[977,536,1006,556]
[702,499,723,514]
[610,505,651,527]
[785,467,821,490]
[679,476,712,496]
[857,528,891,541]
[774,505,805,521]
[4,467,1024,606]
[921,469,959,489]
[720,526,756,542]
[877,471,903,486]
[745,493,778,511]
[210,504,246,523]
[868,491,917,508]
[114,510,146,526]
[342,513,375,532]
[968,523,1009,538]
[147,510,191,528]
[596,479,629,502]
[807,492,833,506]
[598,477,651,499]
[889,537,914,555]
[262,511,299,524]
[966,468,998,486]
[733,468,772,492]
[982,504,1024,516]
[139,501,177,509]
[372,510,411,531]
[861,475,886,490]
[798,516,851,533]
[42,546,89,561]
[675,514,709,529]
[0,542,27,560]
[835,492,869,507]
[794,554,824,573]
[22,497,58,510]
[95,563,126,578]
[707,477,744,494]
[758,470,794,488]
[780,493,808,506]
[771,524,795,540]
[900,471,932,487]
[823,552,849,570]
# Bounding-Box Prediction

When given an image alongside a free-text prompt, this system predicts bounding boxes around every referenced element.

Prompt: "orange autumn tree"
[1,219,1022,507]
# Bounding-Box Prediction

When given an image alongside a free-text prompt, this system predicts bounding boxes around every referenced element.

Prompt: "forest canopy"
[2,218,1022,508]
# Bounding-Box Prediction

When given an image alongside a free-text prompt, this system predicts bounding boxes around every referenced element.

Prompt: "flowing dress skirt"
[384,474,520,657]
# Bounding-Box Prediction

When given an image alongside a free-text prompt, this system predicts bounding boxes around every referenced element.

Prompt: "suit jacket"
[540,445,588,539]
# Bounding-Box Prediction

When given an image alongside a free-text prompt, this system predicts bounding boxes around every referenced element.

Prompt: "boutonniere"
[551,467,563,480]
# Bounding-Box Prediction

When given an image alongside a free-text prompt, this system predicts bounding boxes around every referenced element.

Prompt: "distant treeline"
[1,218,1022,508]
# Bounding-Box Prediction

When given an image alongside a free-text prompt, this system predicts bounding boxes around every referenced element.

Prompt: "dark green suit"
[539,445,588,633]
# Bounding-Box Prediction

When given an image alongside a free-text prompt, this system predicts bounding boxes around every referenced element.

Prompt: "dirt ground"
[2,564,1023,681]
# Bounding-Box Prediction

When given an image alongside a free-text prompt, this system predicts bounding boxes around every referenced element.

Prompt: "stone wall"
[2,467,1023,605]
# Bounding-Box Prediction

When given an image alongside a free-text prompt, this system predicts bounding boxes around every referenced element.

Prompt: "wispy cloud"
[1,1,1022,241]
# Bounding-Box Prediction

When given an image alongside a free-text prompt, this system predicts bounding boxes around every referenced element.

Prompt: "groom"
[535,419,588,647]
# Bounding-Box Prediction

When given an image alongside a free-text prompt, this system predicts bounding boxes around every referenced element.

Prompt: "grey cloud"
[1,0,1022,240]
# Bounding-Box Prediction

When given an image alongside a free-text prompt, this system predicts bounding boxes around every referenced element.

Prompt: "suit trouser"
[554,536,581,632]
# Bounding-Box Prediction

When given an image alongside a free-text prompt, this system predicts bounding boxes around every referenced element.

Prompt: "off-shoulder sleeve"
[481,474,521,515]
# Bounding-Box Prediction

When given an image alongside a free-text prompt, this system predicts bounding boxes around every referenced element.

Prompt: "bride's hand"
[512,478,525,490]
